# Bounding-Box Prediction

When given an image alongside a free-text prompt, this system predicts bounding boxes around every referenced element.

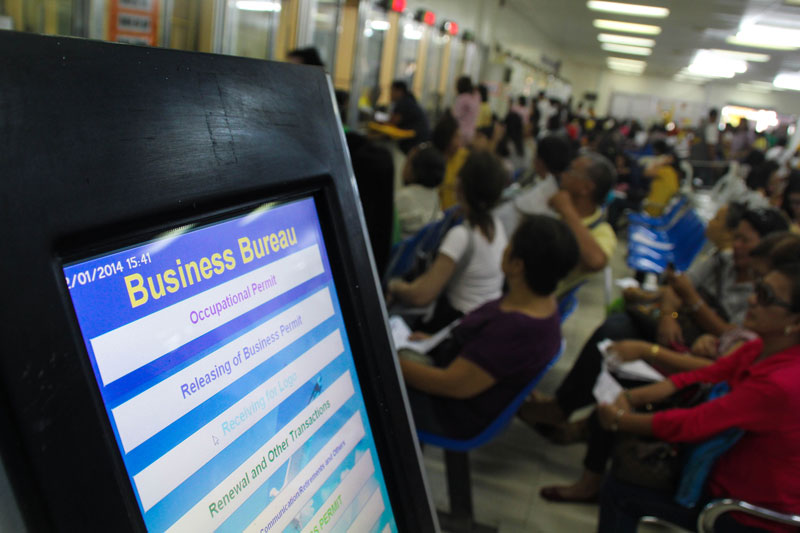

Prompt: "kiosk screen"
[62,196,398,533]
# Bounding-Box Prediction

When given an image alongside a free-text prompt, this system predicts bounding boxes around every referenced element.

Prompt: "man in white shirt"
[495,136,573,236]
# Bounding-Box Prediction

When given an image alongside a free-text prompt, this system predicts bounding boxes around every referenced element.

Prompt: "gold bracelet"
[650,343,660,361]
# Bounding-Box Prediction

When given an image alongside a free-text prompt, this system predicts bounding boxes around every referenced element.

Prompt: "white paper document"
[597,338,665,383]
[614,277,640,290]
[389,316,459,354]
[612,360,665,382]
[593,366,623,405]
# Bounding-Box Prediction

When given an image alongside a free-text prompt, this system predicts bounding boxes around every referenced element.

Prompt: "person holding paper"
[398,215,578,439]
[593,264,800,533]
[521,207,790,442]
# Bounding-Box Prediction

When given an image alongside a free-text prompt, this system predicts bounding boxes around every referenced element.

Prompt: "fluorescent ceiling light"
[369,20,391,31]
[607,56,646,67]
[593,19,661,35]
[587,1,669,18]
[598,33,655,46]
[686,50,746,78]
[774,72,800,90]
[737,82,771,93]
[608,64,644,74]
[707,48,770,62]
[235,1,281,11]
[726,24,800,50]
[607,56,645,73]
[601,43,652,55]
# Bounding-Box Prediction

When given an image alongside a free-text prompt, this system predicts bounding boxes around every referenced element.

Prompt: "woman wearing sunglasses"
[594,263,800,532]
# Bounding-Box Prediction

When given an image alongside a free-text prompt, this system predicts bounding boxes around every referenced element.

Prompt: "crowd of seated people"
[339,66,800,530]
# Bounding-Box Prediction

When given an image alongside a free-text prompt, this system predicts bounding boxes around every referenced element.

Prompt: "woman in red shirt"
[596,263,800,532]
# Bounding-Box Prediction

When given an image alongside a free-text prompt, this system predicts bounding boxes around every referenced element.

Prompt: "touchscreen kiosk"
[0,32,436,532]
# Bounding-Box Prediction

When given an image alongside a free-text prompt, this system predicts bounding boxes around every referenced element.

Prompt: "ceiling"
[503,0,800,86]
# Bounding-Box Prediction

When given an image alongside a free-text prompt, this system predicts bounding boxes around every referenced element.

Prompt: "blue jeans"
[598,475,766,532]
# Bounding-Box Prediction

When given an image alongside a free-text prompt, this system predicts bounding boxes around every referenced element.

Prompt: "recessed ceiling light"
[774,72,800,90]
[593,19,661,35]
[707,49,770,62]
[726,24,800,50]
[587,1,669,18]
[601,43,652,55]
[686,50,747,78]
[598,33,655,46]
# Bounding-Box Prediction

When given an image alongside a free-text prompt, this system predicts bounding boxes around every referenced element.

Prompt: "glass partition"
[221,0,282,60]
[309,0,342,70]
[420,29,446,117]
[394,19,422,86]
[443,37,464,108]
[354,4,387,114]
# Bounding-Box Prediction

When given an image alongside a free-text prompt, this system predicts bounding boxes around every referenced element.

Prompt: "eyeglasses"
[754,280,793,310]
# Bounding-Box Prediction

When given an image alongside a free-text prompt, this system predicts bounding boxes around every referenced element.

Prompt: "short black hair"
[742,149,765,167]
[652,139,671,155]
[751,231,794,259]
[739,207,790,237]
[751,232,800,267]
[537,135,573,175]
[391,80,409,94]
[580,151,617,206]
[431,112,459,153]
[456,76,473,94]
[746,160,779,191]
[287,47,324,67]
[726,202,747,230]
[511,215,579,296]
[411,146,446,188]
[478,84,488,102]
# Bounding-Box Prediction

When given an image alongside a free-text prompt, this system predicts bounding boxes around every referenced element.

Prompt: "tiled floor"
[419,242,687,532]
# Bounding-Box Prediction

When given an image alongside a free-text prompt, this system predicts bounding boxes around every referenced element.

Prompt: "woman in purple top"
[400,215,579,438]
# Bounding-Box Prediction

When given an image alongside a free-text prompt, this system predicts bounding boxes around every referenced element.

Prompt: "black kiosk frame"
[0,31,437,532]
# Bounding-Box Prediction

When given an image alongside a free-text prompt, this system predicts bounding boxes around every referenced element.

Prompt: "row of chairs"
[627,195,707,274]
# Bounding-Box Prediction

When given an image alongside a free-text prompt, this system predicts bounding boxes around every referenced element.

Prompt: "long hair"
[458,152,506,241]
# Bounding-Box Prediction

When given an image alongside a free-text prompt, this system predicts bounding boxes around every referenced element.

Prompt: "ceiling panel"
[501,0,800,88]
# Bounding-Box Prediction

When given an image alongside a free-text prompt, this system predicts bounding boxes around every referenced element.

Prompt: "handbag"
[611,383,715,491]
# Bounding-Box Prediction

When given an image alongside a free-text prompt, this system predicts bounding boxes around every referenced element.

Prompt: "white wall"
[562,61,800,122]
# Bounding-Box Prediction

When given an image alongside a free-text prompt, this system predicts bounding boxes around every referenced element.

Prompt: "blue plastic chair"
[383,206,461,283]
[627,207,706,274]
[628,195,688,228]
[417,341,564,532]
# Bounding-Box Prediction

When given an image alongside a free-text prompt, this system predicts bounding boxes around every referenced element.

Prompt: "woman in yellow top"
[476,84,493,129]
[642,140,680,216]
[433,112,470,210]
